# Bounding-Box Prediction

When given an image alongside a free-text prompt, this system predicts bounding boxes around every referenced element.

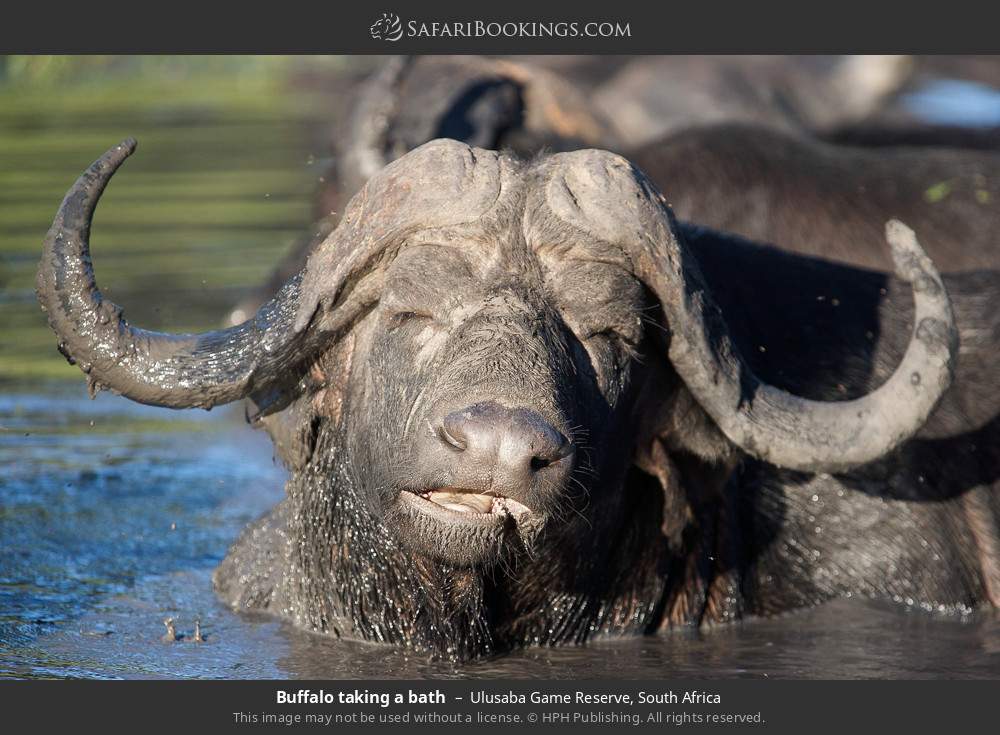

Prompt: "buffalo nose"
[441,401,572,474]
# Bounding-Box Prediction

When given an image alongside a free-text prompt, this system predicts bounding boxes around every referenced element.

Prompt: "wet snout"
[444,400,572,470]
[419,400,575,507]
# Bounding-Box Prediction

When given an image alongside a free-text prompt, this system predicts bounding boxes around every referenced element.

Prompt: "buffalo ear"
[253,331,359,471]
[255,395,319,472]
[634,437,688,550]
[634,428,743,629]
[635,434,738,539]
[631,356,740,551]
[248,360,325,471]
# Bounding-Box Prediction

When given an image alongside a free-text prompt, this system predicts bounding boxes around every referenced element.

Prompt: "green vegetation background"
[0,56,367,386]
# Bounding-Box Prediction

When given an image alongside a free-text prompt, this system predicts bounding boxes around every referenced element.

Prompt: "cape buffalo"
[38,138,1000,660]
[631,123,1000,272]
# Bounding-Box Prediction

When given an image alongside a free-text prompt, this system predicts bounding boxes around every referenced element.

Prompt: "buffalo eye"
[385,309,435,331]
[577,309,645,351]
[543,260,646,351]
[581,324,641,349]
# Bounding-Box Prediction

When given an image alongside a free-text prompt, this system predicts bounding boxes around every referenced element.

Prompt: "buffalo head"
[37,139,958,648]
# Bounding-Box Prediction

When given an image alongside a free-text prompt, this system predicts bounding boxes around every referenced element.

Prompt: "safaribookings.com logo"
[370,13,404,41]
[369,13,631,41]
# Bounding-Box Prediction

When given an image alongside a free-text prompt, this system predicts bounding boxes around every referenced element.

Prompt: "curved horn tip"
[107,137,138,165]
[885,218,935,285]
[75,138,138,183]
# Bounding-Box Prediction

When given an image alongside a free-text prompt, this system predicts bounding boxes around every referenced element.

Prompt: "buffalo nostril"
[530,455,555,472]
[528,435,573,472]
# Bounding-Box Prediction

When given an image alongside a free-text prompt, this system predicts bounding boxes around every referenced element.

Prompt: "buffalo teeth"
[424,489,496,514]
[411,490,533,518]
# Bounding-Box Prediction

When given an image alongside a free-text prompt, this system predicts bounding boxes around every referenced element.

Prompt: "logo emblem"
[370,13,403,42]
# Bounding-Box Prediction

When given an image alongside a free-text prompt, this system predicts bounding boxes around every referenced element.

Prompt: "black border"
[1,1,998,53]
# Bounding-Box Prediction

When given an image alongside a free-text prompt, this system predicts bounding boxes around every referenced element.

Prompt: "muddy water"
[2,60,1000,679]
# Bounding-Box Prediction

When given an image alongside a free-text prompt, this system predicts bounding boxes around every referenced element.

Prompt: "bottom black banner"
[0,680,993,733]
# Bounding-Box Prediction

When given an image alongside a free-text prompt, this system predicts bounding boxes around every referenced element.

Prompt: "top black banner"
[1,1,998,53]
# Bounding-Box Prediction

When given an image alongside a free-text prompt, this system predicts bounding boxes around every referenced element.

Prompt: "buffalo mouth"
[395,486,542,565]
[399,487,533,524]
